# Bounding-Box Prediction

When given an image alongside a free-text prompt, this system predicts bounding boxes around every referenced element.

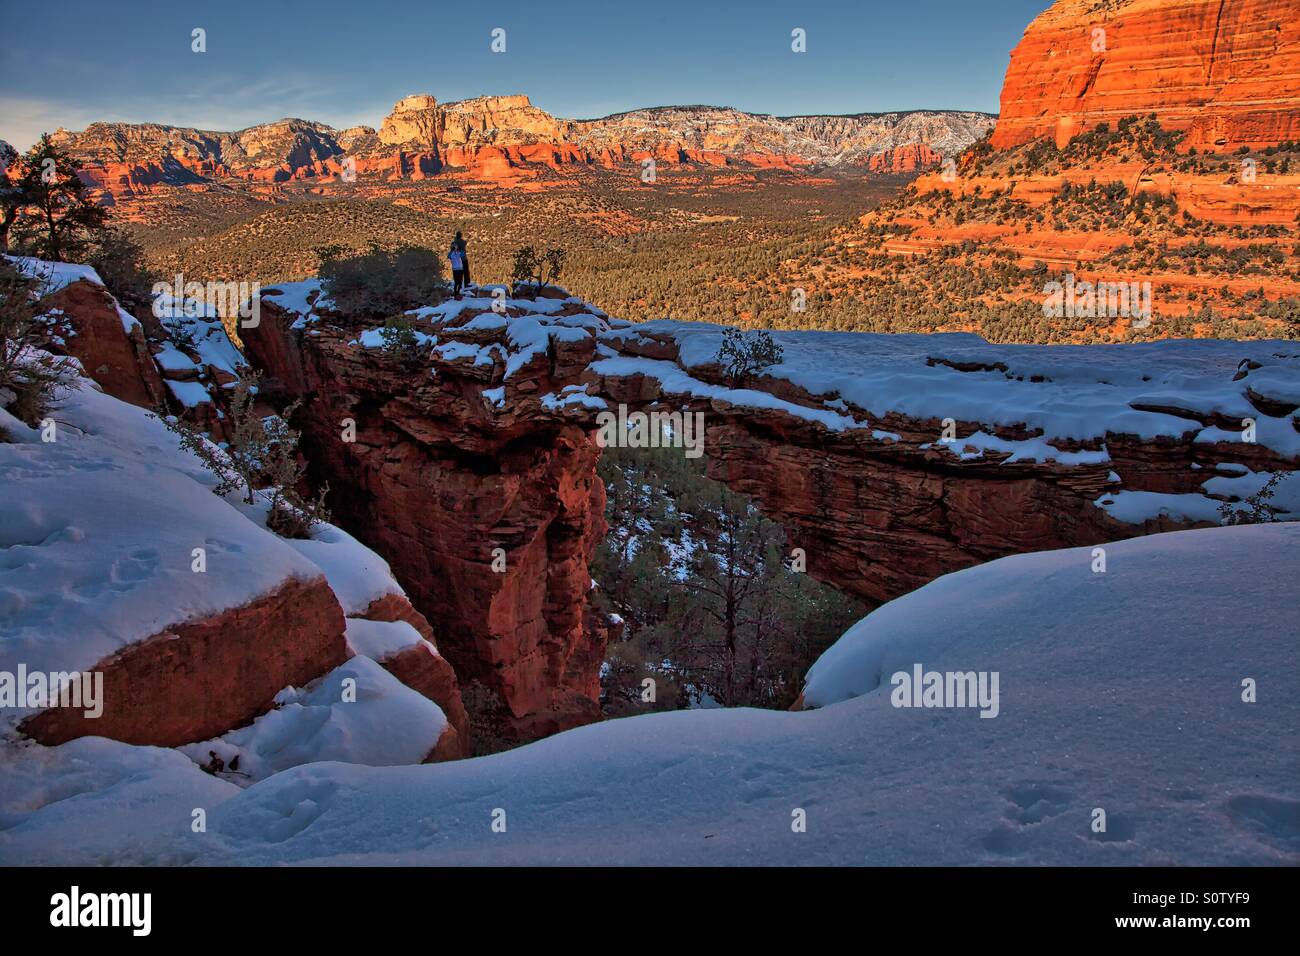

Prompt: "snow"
[1242,365,1300,407]
[436,340,493,364]
[0,381,327,730]
[6,269,1298,866]
[589,355,859,431]
[262,279,329,318]
[282,519,403,616]
[152,291,246,378]
[1203,468,1299,519]
[344,618,427,662]
[4,255,140,333]
[1094,490,1225,524]
[460,312,510,331]
[1097,467,1299,525]
[4,522,1292,865]
[158,521,1294,865]
[503,315,590,379]
[6,255,104,294]
[942,430,1110,465]
[406,292,504,324]
[601,322,1300,461]
[540,389,608,411]
[0,368,421,741]
[114,304,142,334]
[153,342,197,372]
[176,656,446,785]
[32,377,215,485]
[164,378,211,408]
[379,288,616,384]
[354,328,436,350]
[0,737,238,865]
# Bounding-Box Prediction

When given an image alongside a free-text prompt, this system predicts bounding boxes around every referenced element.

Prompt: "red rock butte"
[992,0,1300,151]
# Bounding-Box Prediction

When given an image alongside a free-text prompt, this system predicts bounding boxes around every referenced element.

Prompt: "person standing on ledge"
[450,231,471,290]
[448,233,467,297]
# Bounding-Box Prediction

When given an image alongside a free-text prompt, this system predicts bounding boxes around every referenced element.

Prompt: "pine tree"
[11,135,107,262]
[0,140,20,253]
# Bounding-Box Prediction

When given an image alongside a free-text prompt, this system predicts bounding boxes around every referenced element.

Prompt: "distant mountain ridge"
[47,93,996,202]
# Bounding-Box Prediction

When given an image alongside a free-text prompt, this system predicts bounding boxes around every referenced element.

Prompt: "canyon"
[241,282,1300,736]
[4,260,470,761]
[13,243,1300,750]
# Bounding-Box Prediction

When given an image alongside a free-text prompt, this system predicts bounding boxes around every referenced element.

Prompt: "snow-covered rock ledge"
[248,281,1300,725]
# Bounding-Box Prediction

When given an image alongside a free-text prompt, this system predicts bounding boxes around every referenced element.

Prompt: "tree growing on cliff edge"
[7,135,107,262]
[378,313,427,368]
[510,245,566,296]
[592,445,862,712]
[1218,471,1290,526]
[0,140,20,254]
[85,225,158,309]
[717,326,784,388]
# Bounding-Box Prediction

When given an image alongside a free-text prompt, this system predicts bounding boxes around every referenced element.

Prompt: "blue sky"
[0,0,1049,149]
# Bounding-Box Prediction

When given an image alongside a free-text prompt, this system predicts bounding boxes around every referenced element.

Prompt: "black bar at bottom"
[0,866,1288,940]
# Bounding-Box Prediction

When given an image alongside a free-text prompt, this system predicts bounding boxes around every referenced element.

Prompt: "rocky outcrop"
[38,279,167,410]
[355,591,471,752]
[244,295,611,740]
[586,328,1300,605]
[20,576,348,747]
[991,0,1300,150]
[864,143,944,173]
[831,0,1300,337]
[380,93,574,150]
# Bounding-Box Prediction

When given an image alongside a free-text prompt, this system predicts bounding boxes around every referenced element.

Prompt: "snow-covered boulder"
[0,366,465,757]
[1,378,349,746]
[178,655,448,783]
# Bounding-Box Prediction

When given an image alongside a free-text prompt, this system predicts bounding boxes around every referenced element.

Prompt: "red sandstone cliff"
[246,292,611,739]
[992,0,1300,150]
[833,0,1300,339]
